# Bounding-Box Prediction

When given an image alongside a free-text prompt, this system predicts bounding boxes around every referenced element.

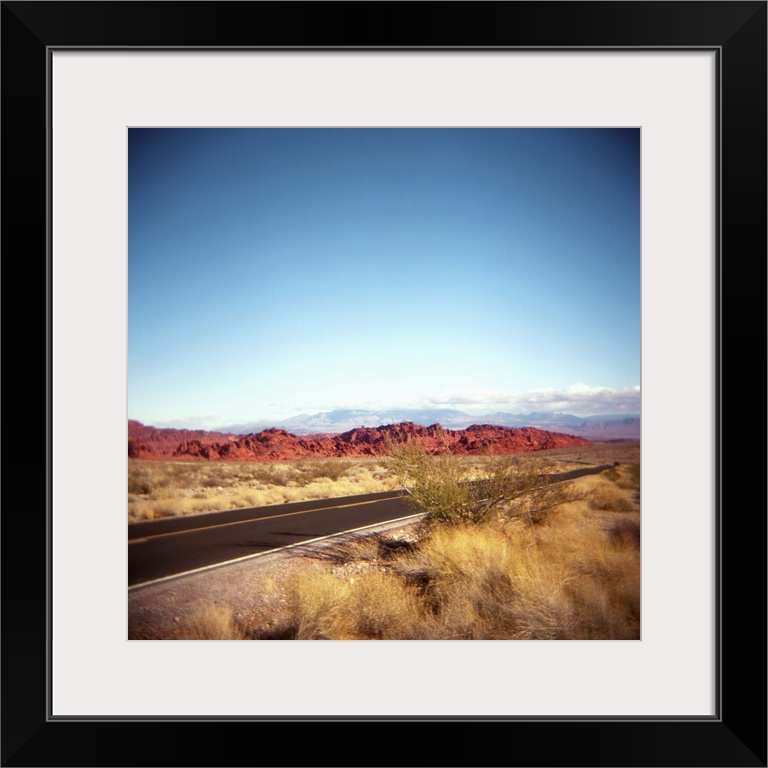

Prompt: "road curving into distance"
[128,466,614,589]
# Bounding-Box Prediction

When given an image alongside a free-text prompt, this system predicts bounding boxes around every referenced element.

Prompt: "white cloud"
[154,415,228,430]
[428,387,502,406]
[429,385,640,416]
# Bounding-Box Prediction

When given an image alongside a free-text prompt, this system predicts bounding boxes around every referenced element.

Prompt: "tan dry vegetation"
[168,448,640,641]
[128,456,392,522]
[541,440,640,467]
[175,602,250,640]
[128,441,639,523]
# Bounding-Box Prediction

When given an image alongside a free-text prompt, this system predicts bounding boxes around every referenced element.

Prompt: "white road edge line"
[128,512,424,593]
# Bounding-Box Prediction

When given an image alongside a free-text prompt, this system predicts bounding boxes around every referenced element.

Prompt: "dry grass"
[175,602,250,640]
[574,463,641,514]
[542,441,640,467]
[128,457,392,522]
[168,451,641,641]
[392,524,575,639]
[128,442,639,523]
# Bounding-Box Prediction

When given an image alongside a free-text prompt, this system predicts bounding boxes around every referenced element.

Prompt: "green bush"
[385,436,582,528]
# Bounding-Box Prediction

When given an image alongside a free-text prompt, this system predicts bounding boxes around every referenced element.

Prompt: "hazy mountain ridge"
[218,409,640,440]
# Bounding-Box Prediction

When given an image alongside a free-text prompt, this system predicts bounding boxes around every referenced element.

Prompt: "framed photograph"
[5,1,765,765]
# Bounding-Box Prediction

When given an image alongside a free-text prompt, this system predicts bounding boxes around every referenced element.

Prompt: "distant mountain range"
[219,408,640,440]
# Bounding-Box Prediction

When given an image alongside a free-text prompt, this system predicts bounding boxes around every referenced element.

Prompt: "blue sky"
[129,128,640,429]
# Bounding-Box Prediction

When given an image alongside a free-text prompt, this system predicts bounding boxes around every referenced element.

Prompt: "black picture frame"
[4,1,765,766]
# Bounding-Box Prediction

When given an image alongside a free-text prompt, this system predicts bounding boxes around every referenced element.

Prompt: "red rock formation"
[127,420,590,461]
[128,420,239,458]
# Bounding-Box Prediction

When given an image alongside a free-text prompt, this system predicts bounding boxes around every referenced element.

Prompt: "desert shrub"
[603,463,640,491]
[128,464,155,495]
[385,436,484,526]
[385,435,583,528]
[240,506,640,641]
[151,506,178,518]
[129,503,156,522]
[285,572,355,639]
[601,467,622,484]
[564,555,640,640]
[344,571,426,639]
[303,459,350,483]
[621,463,641,487]
[532,508,640,640]
[604,515,641,547]
[372,465,390,481]
[588,484,637,513]
[128,478,154,495]
[276,567,426,640]
[265,466,298,487]
[391,524,576,639]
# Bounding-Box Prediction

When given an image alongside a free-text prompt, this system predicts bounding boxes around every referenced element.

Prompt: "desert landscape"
[128,426,640,641]
[128,128,641,642]
[128,419,591,522]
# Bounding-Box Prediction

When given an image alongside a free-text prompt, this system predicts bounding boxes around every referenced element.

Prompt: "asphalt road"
[544,465,614,483]
[128,465,614,588]
[128,492,415,587]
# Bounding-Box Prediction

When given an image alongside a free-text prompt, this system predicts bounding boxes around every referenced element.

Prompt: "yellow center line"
[128,497,400,544]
